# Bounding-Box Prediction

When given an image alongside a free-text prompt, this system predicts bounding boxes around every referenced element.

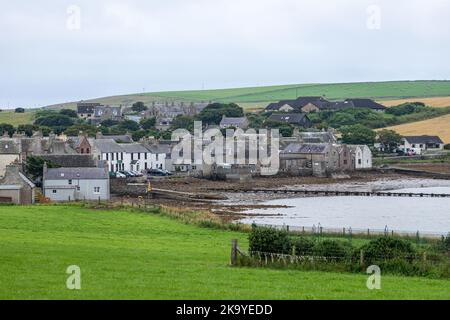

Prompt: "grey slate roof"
[45,167,108,180]
[220,117,248,126]
[93,139,124,153]
[119,143,149,153]
[404,136,444,144]
[0,140,20,154]
[345,99,386,110]
[268,113,309,124]
[282,143,328,154]
[97,135,133,143]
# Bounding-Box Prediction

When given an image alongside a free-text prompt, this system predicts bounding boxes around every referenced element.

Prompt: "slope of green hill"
[44,80,450,111]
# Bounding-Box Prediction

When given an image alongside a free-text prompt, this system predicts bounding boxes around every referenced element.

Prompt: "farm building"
[0,164,35,205]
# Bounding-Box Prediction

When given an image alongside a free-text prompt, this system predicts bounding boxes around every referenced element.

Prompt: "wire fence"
[250,223,448,240]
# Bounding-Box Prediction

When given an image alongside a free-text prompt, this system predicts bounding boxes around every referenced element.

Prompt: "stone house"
[43,165,110,201]
[0,139,21,177]
[219,116,249,130]
[0,164,35,204]
[348,145,373,169]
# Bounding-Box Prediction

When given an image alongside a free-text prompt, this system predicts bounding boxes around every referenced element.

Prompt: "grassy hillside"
[0,110,34,126]
[0,205,449,300]
[44,80,450,110]
[383,113,450,144]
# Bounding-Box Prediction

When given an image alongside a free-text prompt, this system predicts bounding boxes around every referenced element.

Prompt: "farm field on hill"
[0,205,449,300]
[380,96,450,108]
[43,80,450,110]
[383,114,450,144]
[0,111,34,126]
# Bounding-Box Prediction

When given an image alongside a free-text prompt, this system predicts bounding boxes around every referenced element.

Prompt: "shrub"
[292,237,315,255]
[444,144,450,150]
[360,237,416,264]
[313,240,351,259]
[249,227,291,254]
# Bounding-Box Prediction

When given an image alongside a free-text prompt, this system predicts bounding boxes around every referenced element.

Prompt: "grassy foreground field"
[0,205,449,300]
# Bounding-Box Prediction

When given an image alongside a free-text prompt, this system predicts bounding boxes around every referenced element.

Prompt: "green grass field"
[0,111,34,126]
[44,80,450,111]
[0,205,449,300]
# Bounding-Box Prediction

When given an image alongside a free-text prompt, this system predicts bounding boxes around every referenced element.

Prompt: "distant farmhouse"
[77,102,124,124]
[400,136,444,155]
[265,96,386,113]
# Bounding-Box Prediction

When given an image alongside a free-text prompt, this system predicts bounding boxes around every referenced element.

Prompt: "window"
[358,159,362,164]
[106,153,109,160]
[138,153,141,160]
[80,148,84,154]
[145,153,147,160]
[112,153,115,161]
[131,153,134,160]
[76,186,80,191]
[86,148,90,153]
[94,187,100,194]
[52,190,57,194]
[68,180,72,185]
[156,154,159,161]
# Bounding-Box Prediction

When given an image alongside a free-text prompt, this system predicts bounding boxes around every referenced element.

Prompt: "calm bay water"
[240,187,450,235]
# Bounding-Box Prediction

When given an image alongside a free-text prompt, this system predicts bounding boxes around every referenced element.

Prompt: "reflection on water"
[240,187,450,234]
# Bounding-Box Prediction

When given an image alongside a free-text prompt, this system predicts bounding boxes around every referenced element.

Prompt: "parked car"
[115,172,127,178]
[147,168,169,176]
[119,171,134,178]
[130,170,143,177]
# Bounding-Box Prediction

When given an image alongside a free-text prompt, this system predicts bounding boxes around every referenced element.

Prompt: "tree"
[0,123,15,137]
[100,119,119,127]
[328,112,356,128]
[170,115,195,131]
[140,117,156,130]
[15,107,25,113]
[377,129,403,153]
[132,130,147,142]
[26,156,60,180]
[340,124,376,145]
[197,103,244,125]
[34,114,75,133]
[17,124,39,137]
[118,119,140,132]
[64,124,98,136]
[131,101,148,113]
[59,109,78,118]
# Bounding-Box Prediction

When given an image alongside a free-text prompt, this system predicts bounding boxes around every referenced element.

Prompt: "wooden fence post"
[231,239,238,266]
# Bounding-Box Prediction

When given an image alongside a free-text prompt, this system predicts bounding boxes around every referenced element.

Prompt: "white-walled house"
[92,139,125,172]
[120,143,166,171]
[401,136,444,155]
[43,165,110,201]
[92,139,166,173]
[348,145,372,169]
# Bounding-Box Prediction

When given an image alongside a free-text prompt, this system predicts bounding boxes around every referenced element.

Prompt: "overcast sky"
[1,0,449,108]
